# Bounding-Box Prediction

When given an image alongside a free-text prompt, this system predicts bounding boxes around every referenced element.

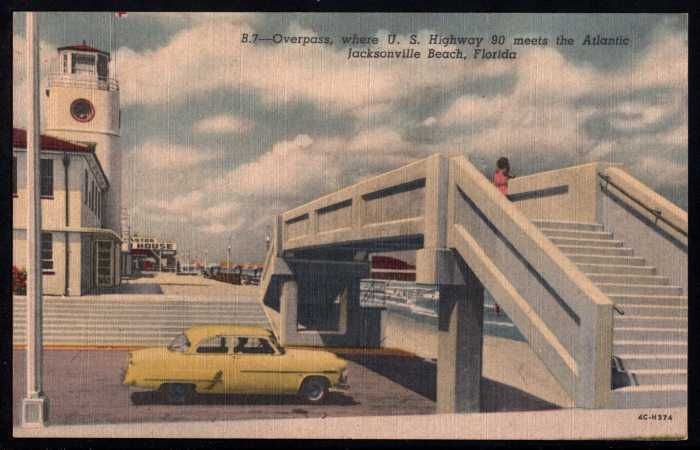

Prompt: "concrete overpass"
[259,155,687,413]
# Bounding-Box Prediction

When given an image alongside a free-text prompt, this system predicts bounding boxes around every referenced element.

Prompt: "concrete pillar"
[436,278,484,414]
[279,279,298,347]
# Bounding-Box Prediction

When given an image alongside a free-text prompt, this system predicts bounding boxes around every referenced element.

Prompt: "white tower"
[45,42,121,234]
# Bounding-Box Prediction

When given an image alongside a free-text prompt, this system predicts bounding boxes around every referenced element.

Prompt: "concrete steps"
[614,340,687,354]
[631,369,687,386]
[610,294,687,307]
[586,274,669,285]
[535,219,687,408]
[579,263,656,276]
[558,245,634,257]
[612,385,686,408]
[12,296,270,346]
[597,283,684,296]
[549,236,624,248]
[533,220,603,232]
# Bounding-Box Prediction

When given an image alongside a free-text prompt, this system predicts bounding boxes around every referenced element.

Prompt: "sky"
[12,12,688,264]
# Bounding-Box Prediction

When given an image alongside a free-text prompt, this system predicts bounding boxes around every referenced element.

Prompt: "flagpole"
[22,11,49,428]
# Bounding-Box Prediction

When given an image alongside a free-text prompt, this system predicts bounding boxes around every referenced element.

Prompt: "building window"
[97,191,101,219]
[41,233,53,271]
[12,157,17,195]
[72,53,96,74]
[84,170,88,204]
[40,159,53,197]
[62,53,68,73]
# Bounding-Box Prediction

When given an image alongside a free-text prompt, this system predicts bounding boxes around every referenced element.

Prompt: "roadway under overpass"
[259,154,687,413]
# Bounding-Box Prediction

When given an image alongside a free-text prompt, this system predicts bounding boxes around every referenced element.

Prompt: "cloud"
[132,140,216,170]
[12,33,57,128]
[193,114,254,134]
[144,190,204,215]
[115,23,511,112]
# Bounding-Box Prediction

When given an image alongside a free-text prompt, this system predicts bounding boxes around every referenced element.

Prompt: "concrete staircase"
[534,219,687,408]
[13,297,269,347]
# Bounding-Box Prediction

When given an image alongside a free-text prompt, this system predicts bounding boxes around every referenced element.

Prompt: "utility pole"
[22,11,48,427]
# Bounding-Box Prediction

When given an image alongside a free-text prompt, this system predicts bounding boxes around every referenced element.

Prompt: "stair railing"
[598,173,687,237]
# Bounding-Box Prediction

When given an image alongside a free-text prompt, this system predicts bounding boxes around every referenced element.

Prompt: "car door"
[230,336,291,395]
[191,335,236,394]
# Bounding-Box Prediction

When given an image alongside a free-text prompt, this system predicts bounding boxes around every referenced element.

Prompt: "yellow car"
[123,324,349,404]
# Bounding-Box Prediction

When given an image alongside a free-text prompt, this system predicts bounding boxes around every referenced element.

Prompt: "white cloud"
[12,33,57,128]
[115,24,512,111]
[132,140,216,170]
[144,190,204,215]
[193,114,254,134]
[630,156,687,188]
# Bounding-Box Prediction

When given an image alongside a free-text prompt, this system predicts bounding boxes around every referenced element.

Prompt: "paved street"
[12,349,436,426]
[12,338,571,427]
[12,272,573,426]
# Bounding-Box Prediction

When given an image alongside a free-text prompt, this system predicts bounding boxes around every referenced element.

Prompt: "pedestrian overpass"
[258,155,687,413]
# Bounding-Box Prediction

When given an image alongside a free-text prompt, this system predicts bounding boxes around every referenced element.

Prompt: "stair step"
[557,245,634,257]
[612,384,686,408]
[614,340,687,354]
[614,315,687,329]
[587,274,669,285]
[581,264,656,276]
[611,294,687,307]
[533,220,604,232]
[570,254,646,266]
[630,369,687,386]
[616,354,687,371]
[598,283,683,296]
[539,228,614,240]
[620,304,687,318]
[549,237,624,248]
[614,327,687,341]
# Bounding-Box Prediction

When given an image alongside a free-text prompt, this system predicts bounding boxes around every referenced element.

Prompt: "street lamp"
[22,11,48,427]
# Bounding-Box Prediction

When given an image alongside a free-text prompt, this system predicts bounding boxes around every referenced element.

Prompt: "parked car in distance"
[122,325,350,404]
[178,264,199,276]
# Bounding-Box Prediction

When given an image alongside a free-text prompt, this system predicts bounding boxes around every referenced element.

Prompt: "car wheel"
[300,377,329,404]
[161,383,193,404]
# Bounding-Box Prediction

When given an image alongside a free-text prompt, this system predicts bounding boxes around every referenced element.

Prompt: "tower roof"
[57,43,111,59]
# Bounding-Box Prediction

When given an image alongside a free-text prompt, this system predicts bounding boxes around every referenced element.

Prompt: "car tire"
[161,383,193,404]
[300,377,329,404]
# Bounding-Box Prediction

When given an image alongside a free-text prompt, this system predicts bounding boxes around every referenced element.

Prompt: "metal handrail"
[598,173,687,237]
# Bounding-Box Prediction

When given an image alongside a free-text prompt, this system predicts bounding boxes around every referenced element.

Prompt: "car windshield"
[167,333,191,352]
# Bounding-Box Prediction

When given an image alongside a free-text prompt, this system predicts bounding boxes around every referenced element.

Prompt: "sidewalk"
[14,407,686,439]
[13,272,260,303]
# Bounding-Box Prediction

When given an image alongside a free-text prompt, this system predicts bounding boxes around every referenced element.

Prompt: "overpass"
[258,155,687,412]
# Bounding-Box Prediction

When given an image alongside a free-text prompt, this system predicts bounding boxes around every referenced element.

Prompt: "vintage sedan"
[122,324,349,404]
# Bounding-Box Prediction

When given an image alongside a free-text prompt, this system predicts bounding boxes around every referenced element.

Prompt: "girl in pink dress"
[493,157,513,195]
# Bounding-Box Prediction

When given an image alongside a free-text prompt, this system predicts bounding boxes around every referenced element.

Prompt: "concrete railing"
[507,162,615,223]
[448,156,614,408]
[598,166,688,294]
[280,158,429,252]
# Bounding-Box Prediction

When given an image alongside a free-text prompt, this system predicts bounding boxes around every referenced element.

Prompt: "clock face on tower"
[70,98,95,122]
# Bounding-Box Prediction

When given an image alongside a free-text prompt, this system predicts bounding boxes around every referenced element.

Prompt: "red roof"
[57,44,110,55]
[12,128,92,153]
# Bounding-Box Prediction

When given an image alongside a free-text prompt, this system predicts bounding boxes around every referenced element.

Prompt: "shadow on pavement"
[130,391,358,407]
[340,352,560,412]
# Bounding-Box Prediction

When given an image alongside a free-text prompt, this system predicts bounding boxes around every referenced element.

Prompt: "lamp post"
[22,11,48,427]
